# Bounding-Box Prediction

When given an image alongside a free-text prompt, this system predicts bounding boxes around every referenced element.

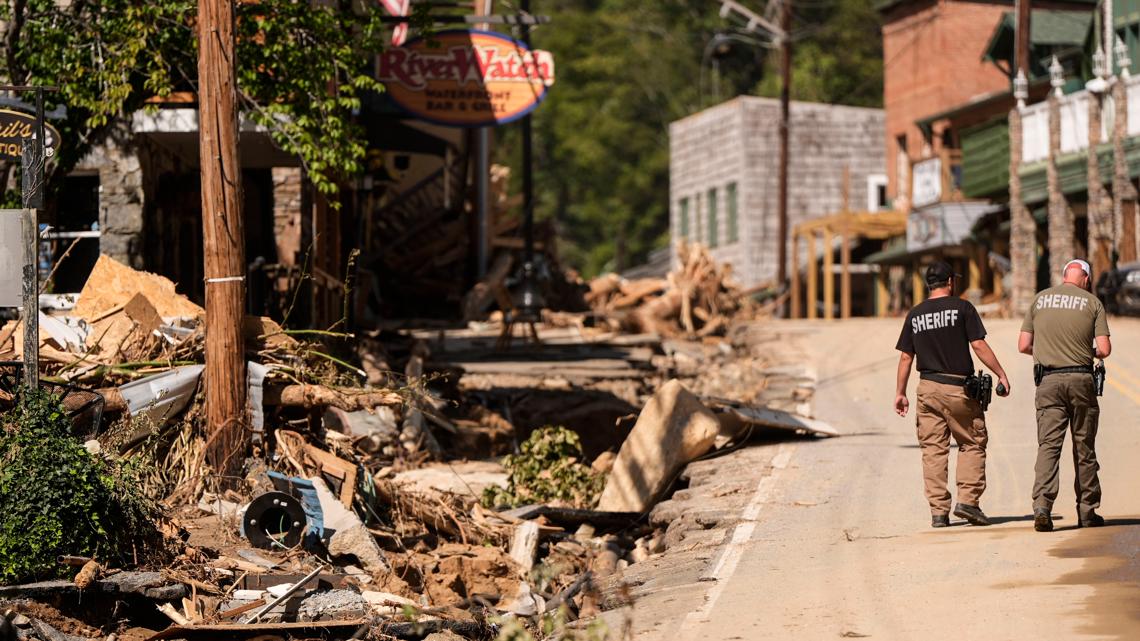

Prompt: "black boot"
[1079,511,1105,528]
[1034,508,1053,532]
[953,503,991,526]
[931,514,950,528]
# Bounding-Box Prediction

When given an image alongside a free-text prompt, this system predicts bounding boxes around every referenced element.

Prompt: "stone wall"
[669,97,886,288]
[75,125,145,269]
[272,167,302,266]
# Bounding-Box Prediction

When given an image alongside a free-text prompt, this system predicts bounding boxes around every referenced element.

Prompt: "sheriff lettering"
[1035,294,1090,311]
[911,309,960,334]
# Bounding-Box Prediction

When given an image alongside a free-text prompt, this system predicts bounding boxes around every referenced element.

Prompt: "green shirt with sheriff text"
[1020,283,1110,368]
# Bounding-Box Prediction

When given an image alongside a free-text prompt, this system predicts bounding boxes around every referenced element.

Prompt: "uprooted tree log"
[263,385,404,411]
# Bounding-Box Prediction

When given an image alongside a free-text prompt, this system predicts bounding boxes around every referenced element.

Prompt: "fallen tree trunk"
[263,385,404,411]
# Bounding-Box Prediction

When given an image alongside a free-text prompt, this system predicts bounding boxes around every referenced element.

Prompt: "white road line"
[676,442,796,638]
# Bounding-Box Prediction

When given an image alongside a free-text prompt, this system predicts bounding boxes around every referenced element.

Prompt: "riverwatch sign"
[377,30,556,127]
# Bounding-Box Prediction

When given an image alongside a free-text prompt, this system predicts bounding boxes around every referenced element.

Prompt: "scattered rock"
[361,591,417,616]
[590,451,616,474]
[296,589,369,622]
[310,477,389,576]
[392,461,507,499]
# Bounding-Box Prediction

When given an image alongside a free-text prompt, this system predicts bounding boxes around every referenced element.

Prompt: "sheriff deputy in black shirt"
[894,261,1011,528]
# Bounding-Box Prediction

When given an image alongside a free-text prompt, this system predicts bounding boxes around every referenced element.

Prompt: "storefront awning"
[907,201,1003,253]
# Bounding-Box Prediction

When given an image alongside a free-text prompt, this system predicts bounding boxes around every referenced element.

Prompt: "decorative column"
[1088,48,1113,280]
[1010,70,1038,314]
[1047,57,1074,284]
[1113,37,1138,264]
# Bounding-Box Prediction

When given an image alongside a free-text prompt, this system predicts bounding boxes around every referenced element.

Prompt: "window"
[707,187,719,248]
[866,174,888,211]
[695,192,703,243]
[896,133,909,201]
[726,183,738,244]
[679,197,690,239]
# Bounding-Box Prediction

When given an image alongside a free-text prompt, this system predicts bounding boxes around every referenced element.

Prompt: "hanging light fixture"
[511,262,545,324]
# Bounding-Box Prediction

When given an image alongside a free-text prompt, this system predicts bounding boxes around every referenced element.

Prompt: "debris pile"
[0,251,838,641]
[584,242,761,337]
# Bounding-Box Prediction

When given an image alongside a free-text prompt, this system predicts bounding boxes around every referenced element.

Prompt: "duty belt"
[1033,364,1096,389]
[1040,365,1093,375]
[919,372,968,386]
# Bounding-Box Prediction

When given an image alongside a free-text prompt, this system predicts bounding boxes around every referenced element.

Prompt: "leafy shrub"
[482,426,604,509]
[0,389,165,584]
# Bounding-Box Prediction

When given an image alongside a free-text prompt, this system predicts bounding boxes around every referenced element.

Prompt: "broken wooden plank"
[145,620,364,641]
[509,521,541,573]
[216,599,267,621]
[501,505,643,531]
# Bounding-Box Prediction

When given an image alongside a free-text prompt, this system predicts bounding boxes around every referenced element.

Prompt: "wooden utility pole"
[776,0,792,292]
[1009,0,1037,314]
[718,0,792,300]
[198,0,248,480]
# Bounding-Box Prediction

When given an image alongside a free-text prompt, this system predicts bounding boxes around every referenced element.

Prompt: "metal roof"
[982,9,1093,66]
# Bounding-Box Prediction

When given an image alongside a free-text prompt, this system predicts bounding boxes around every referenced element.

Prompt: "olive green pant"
[916,379,988,515]
[1033,372,1101,519]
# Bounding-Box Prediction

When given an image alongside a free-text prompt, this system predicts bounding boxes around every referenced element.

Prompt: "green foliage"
[482,426,604,509]
[236,2,389,195]
[4,0,394,199]
[494,607,610,641]
[0,389,164,585]
[496,0,882,277]
[755,0,883,107]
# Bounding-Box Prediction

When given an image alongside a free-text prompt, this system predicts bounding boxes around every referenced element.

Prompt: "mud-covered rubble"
[1,248,836,641]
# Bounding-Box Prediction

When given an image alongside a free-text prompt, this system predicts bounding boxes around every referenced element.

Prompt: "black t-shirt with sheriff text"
[895,296,986,376]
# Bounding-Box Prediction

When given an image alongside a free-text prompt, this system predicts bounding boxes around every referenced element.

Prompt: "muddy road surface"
[638,317,1140,640]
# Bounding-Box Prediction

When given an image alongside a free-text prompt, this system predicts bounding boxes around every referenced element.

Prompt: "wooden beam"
[840,222,851,319]
[968,244,982,292]
[876,268,889,317]
[791,233,801,319]
[807,233,818,320]
[823,230,834,320]
[993,261,1004,298]
[912,261,925,305]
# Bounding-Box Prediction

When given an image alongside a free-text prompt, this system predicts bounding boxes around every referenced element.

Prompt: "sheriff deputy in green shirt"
[1018,258,1112,532]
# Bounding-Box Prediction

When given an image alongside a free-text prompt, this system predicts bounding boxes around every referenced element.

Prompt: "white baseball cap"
[1064,258,1091,276]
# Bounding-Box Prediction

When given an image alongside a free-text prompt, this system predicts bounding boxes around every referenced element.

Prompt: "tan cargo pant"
[916,379,988,515]
[1033,372,1101,520]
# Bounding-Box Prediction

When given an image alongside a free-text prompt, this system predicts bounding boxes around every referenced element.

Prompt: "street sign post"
[0,84,60,389]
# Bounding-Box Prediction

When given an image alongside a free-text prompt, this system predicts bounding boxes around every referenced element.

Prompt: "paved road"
[656,317,1140,640]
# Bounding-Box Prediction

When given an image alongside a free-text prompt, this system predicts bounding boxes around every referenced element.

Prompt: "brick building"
[870,0,1099,314]
[669,97,887,289]
[879,0,1095,210]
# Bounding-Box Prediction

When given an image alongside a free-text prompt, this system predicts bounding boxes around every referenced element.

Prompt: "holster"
[1033,364,1044,387]
[1094,361,1106,396]
[965,371,993,411]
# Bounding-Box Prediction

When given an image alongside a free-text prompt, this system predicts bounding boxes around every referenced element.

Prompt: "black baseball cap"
[925,260,961,286]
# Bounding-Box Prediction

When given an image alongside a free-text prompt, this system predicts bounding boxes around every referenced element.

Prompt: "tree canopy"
[498,0,883,277]
[4,0,389,197]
